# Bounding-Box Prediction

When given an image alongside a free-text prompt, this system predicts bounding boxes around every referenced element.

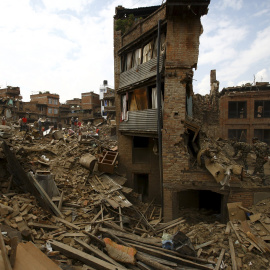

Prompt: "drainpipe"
[156,19,163,216]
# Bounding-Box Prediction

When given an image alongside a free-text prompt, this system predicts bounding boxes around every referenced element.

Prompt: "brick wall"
[116,135,161,203]
[81,92,100,110]
[162,14,206,221]
[121,6,166,47]
[193,93,220,138]
[228,191,254,208]
[30,93,60,120]
[220,91,270,143]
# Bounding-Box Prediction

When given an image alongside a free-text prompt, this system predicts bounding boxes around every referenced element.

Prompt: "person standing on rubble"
[232,141,252,171]
[44,118,50,131]
[22,116,27,131]
[74,118,78,131]
[58,121,62,130]
[252,137,270,180]
[71,117,75,130]
[38,118,42,135]
[18,118,22,131]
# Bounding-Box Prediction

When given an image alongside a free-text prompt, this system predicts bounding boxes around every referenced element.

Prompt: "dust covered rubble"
[0,122,270,269]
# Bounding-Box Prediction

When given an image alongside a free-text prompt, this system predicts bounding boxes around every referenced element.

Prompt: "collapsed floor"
[0,123,270,269]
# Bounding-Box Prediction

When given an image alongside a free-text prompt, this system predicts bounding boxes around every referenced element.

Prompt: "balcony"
[118,55,164,92]
[104,92,115,99]
[119,109,158,136]
[104,106,116,112]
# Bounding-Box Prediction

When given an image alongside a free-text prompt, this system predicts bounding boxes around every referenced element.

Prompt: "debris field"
[0,122,270,270]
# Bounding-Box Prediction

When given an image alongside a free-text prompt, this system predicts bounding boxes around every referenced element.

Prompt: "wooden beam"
[214,248,225,270]
[0,229,12,270]
[229,237,237,270]
[9,236,19,268]
[74,238,127,269]
[28,222,60,230]
[54,217,80,230]
[58,191,64,211]
[99,227,161,247]
[27,173,64,218]
[49,240,126,270]
[128,242,213,270]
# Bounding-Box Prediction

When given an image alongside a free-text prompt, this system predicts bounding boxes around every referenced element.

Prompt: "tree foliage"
[115,14,135,35]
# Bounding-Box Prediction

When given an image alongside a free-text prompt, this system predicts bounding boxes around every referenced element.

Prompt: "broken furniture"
[98,151,118,174]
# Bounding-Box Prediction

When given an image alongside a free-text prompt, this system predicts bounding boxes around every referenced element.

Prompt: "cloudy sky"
[0,0,269,102]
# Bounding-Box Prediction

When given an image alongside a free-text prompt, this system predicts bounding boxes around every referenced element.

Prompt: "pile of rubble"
[0,122,270,269]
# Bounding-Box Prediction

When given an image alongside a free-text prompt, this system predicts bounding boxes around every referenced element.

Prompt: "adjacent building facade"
[220,82,270,145]
[30,92,60,123]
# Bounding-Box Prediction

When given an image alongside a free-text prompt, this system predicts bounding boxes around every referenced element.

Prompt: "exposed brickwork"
[219,90,270,144]
[30,93,60,121]
[81,92,100,110]
[193,93,220,138]
[228,191,254,208]
[121,6,166,47]
[162,14,204,221]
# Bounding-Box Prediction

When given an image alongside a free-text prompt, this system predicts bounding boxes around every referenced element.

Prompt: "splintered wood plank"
[9,236,19,268]
[28,222,59,230]
[229,237,237,270]
[0,229,12,270]
[229,221,243,244]
[195,240,215,250]
[74,238,126,269]
[136,253,174,270]
[13,242,61,270]
[54,217,80,230]
[49,240,126,270]
[214,248,225,270]
[98,228,161,247]
[27,173,64,218]
[58,191,64,211]
[225,222,231,235]
[129,243,213,270]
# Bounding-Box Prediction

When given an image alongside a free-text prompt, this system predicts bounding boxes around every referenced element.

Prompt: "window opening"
[254,129,270,145]
[254,100,270,118]
[228,101,247,118]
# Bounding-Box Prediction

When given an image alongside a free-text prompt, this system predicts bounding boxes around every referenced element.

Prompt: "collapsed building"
[0,87,102,126]
[113,1,270,222]
[0,86,22,121]
[194,72,270,145]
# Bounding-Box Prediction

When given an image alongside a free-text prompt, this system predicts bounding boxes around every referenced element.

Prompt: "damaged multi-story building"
[114,1,270,222]
[194,70,270,145]
[61,91,101,125]
[0,86,22,121]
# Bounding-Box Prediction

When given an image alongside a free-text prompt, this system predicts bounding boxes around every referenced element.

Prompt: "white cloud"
[221,0,243,10]
[217,26,270,82]
[198,17,248,66]
[194,75,210,95]
[255,68,269,82]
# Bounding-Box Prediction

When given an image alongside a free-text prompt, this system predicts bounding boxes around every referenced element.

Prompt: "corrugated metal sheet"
[119,108,157,132]
[119,56,164,91]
